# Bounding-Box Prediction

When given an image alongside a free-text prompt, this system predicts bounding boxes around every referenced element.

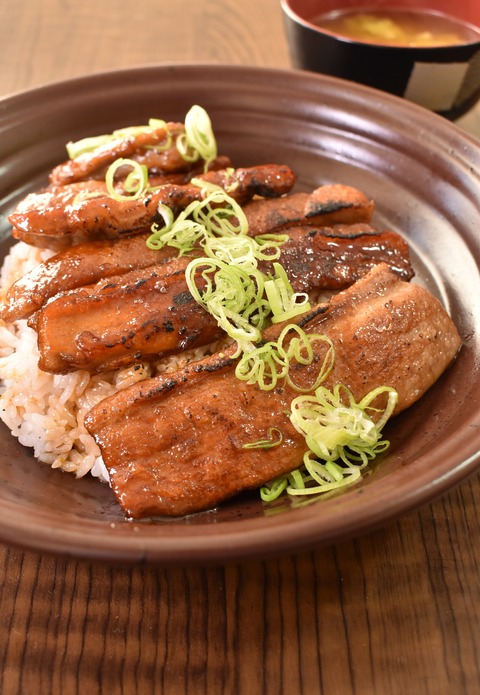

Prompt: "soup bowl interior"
[285,0,480,27]
[281,0,480,119]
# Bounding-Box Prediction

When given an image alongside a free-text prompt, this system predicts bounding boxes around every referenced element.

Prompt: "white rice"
[0,316,115,480]
[0,241,216,483]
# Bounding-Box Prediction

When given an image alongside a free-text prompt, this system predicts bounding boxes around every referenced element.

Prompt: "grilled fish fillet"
[1,184,375,322]
[85,264,461,518]
[49,122,191,185]
[31,224,413,374]
[9,164,296,249]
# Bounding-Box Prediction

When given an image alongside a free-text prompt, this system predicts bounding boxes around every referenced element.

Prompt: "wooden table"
[1,2,479,693]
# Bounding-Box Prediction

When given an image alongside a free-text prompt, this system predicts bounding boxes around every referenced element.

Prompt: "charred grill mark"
[307,227,380,240]
[173,291,194,306]
[305,201,353,217]
[133,277,151,289]
[193,355,237,373]
[297,303,330,327]
[138,377,178,399]
[178,328,203,349]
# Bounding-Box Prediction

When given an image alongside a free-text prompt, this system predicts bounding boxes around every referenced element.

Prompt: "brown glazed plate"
[0,64,479,564]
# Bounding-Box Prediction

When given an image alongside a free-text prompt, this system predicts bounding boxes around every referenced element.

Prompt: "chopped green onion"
[146,187,249,254]
[191,188,248,237]
[154,203,175,231]
[189,177,223,195]
[261,385,397,503]
[260,476,289,502]
[235,340,289,390]
[144,119,173,151]
[243,427,283,449]
[147,212,206,255]
[66,119,173,160]
[264,262,311,324]
[288,468,306,489]
[289,383,397,465]
[105,158,149,201]
[191,168,239,196]
[66,134,114,159]
[286,453,363,496]
[111,123,171,149]
[281,326,335,392]
[202,236,262,272]
[178,105,217,170]
[202,233,286,271]
[185,258,270,343]
[175,135,200,163]
[235,325,334,393]
[65,107,209,162]
[253,234,288,260]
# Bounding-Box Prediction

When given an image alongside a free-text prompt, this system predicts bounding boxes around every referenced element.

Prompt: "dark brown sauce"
[312,7,480,47]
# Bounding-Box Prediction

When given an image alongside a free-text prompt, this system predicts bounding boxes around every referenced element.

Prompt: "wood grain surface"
[0,1,480,693]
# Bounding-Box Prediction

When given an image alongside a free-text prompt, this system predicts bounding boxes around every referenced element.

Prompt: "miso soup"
[312,8,480,47]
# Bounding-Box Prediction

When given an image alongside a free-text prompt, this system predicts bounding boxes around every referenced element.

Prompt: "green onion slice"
[235,340,289,391]
[289,383,398,465]
[253,234,288,260]
[264,262,311,324]
[105,158,149,201]
[282,326,335,392]
[235,326,334,393]
[243,427,283,449]
[260,476,289,502]
[66,134,114,160]
[66,119,173,160]
[261,384,397,503]
[286,453,363,496]
[185,258,270,343]
[146,187,249,254]
[179,105,217,169]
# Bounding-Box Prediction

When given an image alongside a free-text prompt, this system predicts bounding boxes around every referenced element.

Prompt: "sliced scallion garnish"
[264,262,311,324]
[105,158,149,201]
[66,121,171,160]
[289,383,397,465]
[243,427,283,450]
[185,258,270,343]
[261,385,397,502]
[66,106,214,167]
[179,105,217,170]
[235,325,334,393]
[66,134,114,159]
[146,187,250,255]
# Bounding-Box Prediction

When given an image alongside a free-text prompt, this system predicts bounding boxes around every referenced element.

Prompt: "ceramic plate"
[0,64,479,563]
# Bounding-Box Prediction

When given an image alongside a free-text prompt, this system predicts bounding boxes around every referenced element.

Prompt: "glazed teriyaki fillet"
[29,223,413,374]
[1,183,375,320]
[85,264,461,519]
[3,179,414,376]
[8,164,297,249]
